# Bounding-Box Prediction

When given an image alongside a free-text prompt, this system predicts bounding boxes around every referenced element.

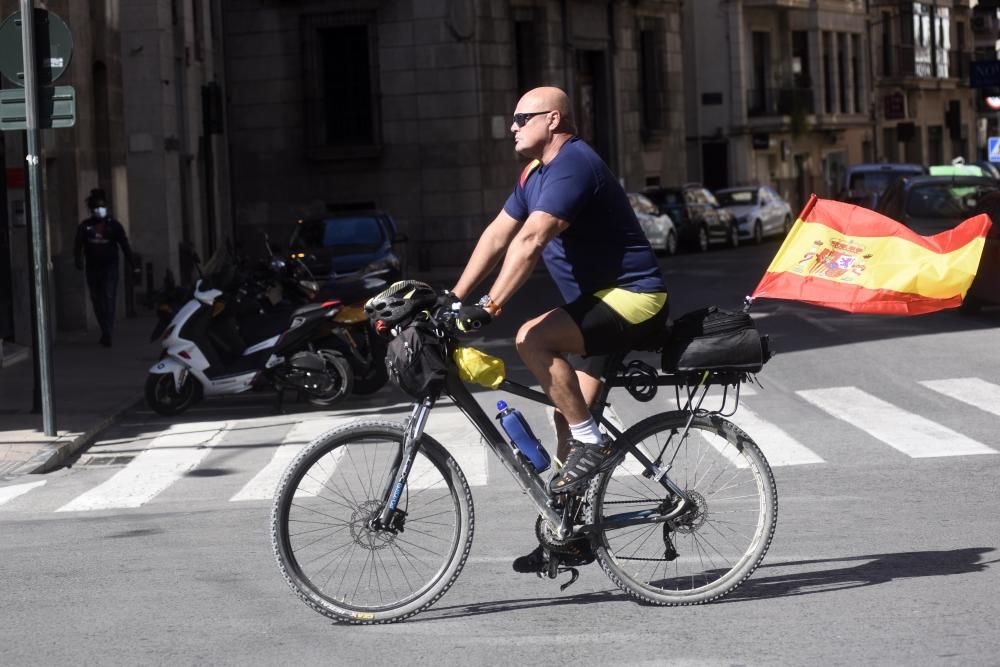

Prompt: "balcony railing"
[880,45,972,80]
[747,87,815,118]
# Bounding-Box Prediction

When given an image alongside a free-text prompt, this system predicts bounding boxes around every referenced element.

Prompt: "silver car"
[628,192,678,255]
[714,185,793,244]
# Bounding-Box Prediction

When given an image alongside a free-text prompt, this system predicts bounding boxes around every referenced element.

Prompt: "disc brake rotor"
[669,491,707,534]
[349,499,396,551]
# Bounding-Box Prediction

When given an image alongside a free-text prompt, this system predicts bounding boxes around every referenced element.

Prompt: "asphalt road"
[3,240,1000,665]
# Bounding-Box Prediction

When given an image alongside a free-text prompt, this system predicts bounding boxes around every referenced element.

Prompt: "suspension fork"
[373,395,434,528]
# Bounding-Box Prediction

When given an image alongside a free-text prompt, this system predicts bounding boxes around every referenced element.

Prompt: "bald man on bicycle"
[450,86,668,572]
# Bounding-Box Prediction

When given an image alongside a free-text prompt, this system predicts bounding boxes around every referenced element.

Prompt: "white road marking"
[0,480,46,506]
[234,407,490,500]
[730,404,824,466]
[796,387,997,458]
[421,406,489,486]
[920,377,1000,418]
[230,418,345,502]
[57,421,231,512]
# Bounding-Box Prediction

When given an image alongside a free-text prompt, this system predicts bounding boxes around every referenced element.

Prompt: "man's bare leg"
[515,308,589,424]
[552,371,604,463]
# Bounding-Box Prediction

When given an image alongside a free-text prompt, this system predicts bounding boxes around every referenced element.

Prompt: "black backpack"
[661,306,771,373]
[385,321,448,398]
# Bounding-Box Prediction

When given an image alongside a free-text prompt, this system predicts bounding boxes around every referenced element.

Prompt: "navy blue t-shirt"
[503,137,665,302]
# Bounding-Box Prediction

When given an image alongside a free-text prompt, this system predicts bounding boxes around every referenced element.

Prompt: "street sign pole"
[19,0,55,436]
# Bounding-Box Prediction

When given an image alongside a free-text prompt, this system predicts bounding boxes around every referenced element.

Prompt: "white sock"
[569,417,603,445]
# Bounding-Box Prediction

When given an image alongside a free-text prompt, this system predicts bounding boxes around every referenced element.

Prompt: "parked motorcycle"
[263,236,390,396]
[144,252,353,416]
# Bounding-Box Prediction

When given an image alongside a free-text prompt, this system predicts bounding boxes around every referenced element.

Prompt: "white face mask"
[94,207,108,219]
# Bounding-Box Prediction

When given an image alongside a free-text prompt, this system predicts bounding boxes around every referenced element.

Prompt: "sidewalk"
[0,314,159,477]
[0,268,463,479]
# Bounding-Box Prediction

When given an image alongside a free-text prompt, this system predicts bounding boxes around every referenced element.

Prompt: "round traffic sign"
[0,9,74,87]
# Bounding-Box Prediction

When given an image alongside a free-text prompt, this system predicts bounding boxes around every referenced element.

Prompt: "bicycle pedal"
[558,567,580,591]
[546,554,560,579]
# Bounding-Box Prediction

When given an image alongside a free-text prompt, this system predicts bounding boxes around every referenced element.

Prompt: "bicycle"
[270,295,777,624]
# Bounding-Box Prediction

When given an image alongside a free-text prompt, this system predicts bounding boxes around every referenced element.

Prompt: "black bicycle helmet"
[364,280,437,327]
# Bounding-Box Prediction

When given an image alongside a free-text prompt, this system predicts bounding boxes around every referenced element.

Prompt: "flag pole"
[746,193,818,313]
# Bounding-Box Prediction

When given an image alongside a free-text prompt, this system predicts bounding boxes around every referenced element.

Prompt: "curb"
[16,394,143,475]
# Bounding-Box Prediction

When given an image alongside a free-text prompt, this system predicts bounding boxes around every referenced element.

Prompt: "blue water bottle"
[496,400,551,473]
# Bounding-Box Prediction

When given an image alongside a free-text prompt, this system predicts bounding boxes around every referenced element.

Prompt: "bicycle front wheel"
[586,412,777,605]
[271,419,474,624]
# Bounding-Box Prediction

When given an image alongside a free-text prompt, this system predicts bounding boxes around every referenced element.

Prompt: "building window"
[913,3,932,77]
[955,21,966,80]
[927,125,943,164]
[303,13,380,158]
[934,6,950,79]
[838,33,848,114]
[823,32,835,114]
[750,31,770,115]
[883,126,899,162]
[792,31,810,88]
[513,9,545,94]
[904,125,923,163]
[638,19,666,136]
[852,34,863,114]
[881,11,893,76]
[193,0,204,62]
[790,31,813,114]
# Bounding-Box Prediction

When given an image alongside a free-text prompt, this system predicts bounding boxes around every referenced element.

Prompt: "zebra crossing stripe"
[230,418,344,502]
[232,409,490,500]
[56,421,232,512]
[919,378,1000,418]
[796,387,997,458]
[423,406,489,486]
[0,480,46,507]
[731,404,824,466]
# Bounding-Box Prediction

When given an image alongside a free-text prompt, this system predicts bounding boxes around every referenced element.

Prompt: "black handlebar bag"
[661,306,771,373]
[385,321,448,399]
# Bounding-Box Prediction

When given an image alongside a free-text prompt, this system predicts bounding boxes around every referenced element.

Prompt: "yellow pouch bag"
[452,346,505,389]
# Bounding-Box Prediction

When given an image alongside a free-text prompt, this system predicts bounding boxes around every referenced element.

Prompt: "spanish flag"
[751,195,992,315]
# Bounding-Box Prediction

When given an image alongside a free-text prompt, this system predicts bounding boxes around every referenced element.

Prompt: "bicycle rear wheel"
[586,412,777,605]
[271,419,474,624]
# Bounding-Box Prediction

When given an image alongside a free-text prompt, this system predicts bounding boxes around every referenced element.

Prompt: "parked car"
[642,184,739,252]
[286,210,406,285]
[973,161,1000,180]
[838,163,927,209]
[876,175,1000,313]
[714,185,793,244]
[628,192,678,255]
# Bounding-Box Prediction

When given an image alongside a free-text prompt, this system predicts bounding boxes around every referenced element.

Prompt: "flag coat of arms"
[751,195,992,315]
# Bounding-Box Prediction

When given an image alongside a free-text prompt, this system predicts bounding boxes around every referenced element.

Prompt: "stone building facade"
[684,0,978,214]
[0,0,229,348]
[221,0,687,269]
[870,0,977,168]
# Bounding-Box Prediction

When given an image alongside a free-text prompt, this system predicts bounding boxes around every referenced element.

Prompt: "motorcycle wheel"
[145,372,203,416]
[307,350,354,406]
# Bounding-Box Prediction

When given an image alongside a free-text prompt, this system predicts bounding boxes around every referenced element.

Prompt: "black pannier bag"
[385,321,448,398]
[661,306,771,373]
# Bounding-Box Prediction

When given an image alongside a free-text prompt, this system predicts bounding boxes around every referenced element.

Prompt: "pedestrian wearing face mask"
[73,188,133,347]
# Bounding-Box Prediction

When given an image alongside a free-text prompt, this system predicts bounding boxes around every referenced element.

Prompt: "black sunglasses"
[512,110,552,128]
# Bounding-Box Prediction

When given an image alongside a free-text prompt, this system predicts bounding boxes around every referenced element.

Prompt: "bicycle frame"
[375,352,715,539]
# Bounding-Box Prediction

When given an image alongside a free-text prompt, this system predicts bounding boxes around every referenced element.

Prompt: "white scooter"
[145,277,352,416]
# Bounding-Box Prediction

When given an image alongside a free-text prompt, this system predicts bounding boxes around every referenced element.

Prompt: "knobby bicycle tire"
[586,411,777,605]
[270,420,474,624]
